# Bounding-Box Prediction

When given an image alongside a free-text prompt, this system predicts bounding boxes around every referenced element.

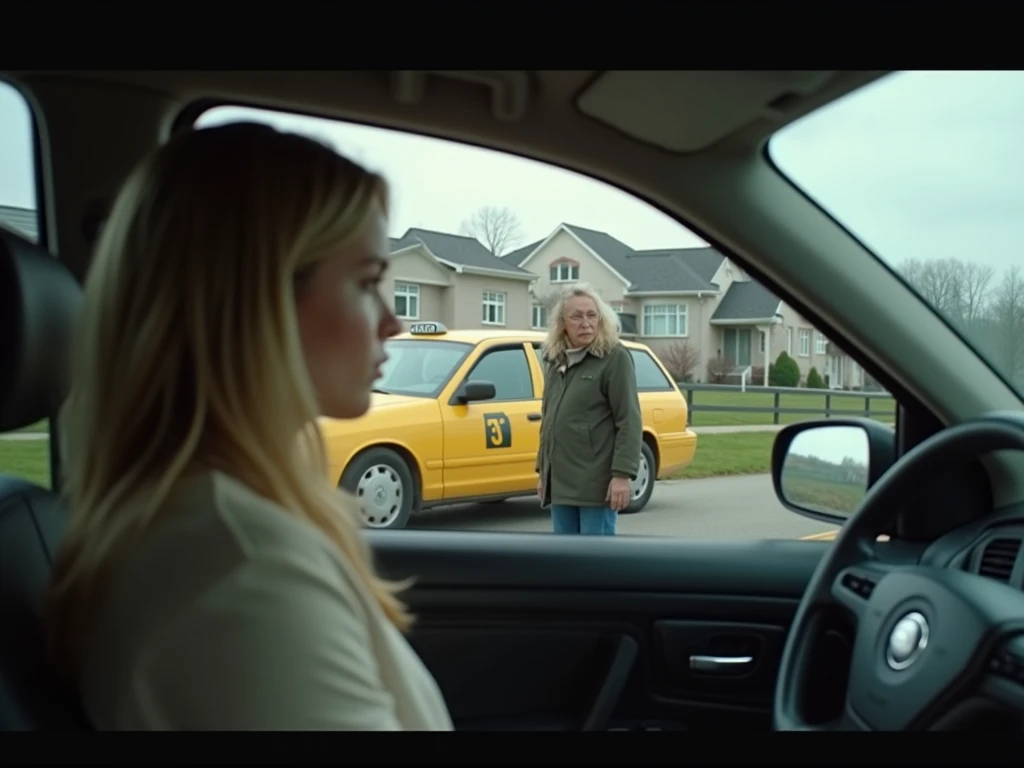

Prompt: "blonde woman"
[535,285,643,536]
[44,123,452,731]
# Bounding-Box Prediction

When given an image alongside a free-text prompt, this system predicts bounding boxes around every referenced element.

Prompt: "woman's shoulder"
[92,472,362,645]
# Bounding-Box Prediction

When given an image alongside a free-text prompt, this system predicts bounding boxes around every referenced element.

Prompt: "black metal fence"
[678,383,895,427]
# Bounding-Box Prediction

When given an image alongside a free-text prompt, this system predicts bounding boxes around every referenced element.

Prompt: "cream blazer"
[79,471,452,731]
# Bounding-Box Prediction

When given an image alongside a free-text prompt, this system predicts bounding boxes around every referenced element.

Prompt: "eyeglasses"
[567,312,599,324]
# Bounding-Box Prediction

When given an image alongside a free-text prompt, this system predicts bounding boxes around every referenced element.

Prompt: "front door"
[723,328,752,367]
[440,343,542,500]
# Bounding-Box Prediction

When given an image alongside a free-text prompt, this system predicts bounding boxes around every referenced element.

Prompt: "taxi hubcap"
[630,454,650,501]
[356,464,404,528]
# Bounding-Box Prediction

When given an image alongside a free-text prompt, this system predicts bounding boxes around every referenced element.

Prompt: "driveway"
[410,473,840,540]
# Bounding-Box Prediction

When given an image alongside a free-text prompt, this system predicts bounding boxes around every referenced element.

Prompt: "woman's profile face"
[296,204,401,420]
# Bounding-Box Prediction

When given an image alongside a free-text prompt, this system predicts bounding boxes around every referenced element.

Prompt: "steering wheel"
[774,416,1024,731]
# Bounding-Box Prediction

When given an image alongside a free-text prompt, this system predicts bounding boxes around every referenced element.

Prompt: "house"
[0,205,538,336]
[386,228,536,332]
[503,222,864,389]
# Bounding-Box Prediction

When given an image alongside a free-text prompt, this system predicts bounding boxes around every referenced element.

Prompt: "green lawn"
[665,432,775,480]
[0,440,52,488]
[1,431,782,490]
[14,419,48,433]
[682,389,895,427]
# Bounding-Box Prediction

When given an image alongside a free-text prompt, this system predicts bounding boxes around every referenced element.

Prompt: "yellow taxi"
[322,322,697,529]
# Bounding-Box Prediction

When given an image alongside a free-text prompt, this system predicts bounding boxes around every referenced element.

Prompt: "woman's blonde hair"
[45,122,412,679]
[541,282,621,363]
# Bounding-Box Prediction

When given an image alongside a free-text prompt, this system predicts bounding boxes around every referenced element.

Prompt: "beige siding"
[384,247,454,330]
[450,273,532,330]
[519,229,629,304]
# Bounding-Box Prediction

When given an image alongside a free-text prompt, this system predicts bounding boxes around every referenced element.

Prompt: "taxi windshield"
[373,339,472,398]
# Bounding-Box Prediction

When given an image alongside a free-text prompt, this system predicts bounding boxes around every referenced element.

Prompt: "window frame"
[642,304,688,338]
[482,290,507,326]
[394,281,420,320]
[462,345,537,402]
[798,329,811,357]
[549,262,580,283]
[531,303,547,330]
[815,332,827,355]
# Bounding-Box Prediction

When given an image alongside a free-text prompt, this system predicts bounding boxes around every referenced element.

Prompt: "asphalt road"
[410,473,840,540]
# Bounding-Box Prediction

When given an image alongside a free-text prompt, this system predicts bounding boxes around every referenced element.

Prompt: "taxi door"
[440,342,543,500]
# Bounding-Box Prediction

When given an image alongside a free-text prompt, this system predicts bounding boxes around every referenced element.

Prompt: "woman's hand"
[537,479,545,500]
[606,476,631,512]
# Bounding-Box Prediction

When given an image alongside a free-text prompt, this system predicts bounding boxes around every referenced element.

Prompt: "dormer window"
[549,259,580,283]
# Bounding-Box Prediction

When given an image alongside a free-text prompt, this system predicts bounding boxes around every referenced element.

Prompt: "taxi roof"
[393,325,646,350]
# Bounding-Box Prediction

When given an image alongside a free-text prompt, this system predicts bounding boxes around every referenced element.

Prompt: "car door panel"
[369,532,831,731]
[441,344,542,499]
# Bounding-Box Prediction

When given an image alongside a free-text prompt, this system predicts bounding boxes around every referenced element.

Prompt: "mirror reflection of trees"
[782,444,868,517]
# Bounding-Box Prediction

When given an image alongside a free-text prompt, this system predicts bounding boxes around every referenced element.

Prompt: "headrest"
[0,228,82,432]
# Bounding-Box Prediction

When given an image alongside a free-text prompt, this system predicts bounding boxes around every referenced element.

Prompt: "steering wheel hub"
[886,611,929,671]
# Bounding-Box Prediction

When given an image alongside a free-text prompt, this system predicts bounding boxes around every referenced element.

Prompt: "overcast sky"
[2,71,1021,274]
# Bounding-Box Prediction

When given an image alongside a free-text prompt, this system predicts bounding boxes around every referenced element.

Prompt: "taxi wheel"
[621,442,656,515]
[341,447,415,531]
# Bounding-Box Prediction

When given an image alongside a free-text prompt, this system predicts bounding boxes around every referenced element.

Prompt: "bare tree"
[460,205,524,256]
[993,265,1024,386]
[661,341,702,382]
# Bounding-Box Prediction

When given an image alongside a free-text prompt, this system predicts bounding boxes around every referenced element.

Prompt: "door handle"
[688,655,754,673]
[527,413,542,421]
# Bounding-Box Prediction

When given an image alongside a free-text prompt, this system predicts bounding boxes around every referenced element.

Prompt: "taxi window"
[376,339,470,397]
[468,348,534,401]
[630,350,674,392]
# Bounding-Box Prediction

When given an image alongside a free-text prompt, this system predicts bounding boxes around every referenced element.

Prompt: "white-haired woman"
[44,123,452,731]
[535,284,643,535]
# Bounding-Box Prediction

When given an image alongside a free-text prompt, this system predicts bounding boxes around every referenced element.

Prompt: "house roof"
[0,204,38,242]
[392,228,535,277]
[711,280,782,321]
[501,239,542,267]
[620,249,719,292]
[561,224,720,293]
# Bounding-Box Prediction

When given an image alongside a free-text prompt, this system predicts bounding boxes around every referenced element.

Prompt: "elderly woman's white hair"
[541,282,620,362]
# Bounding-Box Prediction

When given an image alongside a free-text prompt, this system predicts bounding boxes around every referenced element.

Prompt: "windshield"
[769,71,1024,395]
[374,339,471,397]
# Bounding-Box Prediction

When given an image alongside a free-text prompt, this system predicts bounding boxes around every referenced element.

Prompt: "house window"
[549,262,579,282]
[799,329,810,357]
[482,291,506,325]
[642,304,687,337]
[815,333,827,354]
[394,282,419,319]
[786,327,793,356]
[531,304,547,329]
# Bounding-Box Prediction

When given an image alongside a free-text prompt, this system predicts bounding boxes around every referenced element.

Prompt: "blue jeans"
[550,504,617,536]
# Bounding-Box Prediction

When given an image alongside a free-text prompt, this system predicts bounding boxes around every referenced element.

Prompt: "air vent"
[978,538,1022,583]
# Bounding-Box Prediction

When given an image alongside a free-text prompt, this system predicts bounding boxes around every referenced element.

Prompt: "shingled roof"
[711,280,782,321]
[391,228,534,277]
[537,223,782,321]
[0,204,38,242]
[558,224,720,292]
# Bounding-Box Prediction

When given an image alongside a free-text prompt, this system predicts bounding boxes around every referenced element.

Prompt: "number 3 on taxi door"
[483,412,512,449]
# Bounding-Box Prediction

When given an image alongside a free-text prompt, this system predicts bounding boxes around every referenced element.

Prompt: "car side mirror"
[771,419,896,525]
[454,380,496,404]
